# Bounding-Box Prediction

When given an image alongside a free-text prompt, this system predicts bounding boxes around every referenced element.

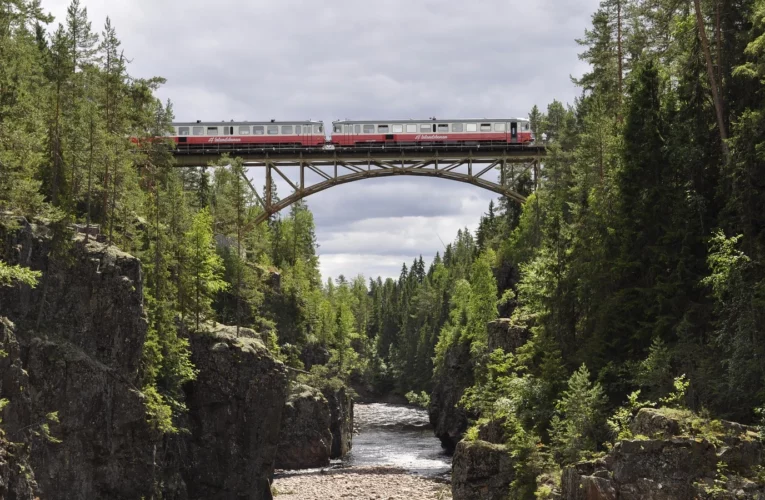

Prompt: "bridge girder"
[172,147,545,224]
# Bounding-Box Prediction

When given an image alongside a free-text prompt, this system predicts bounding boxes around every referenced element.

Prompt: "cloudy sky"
[46,0,600,281]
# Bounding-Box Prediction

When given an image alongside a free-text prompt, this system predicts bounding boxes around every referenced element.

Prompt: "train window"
[315,125,323,134]
[267,125,279,135]
[178,127,190,136]
[437,124,448,132]
[494,123,506,132]
[253,126,264,135]
[392,124,403,133]
[355,125,361,133]
[524,123,530,130]
[452,123,463,132]
[238,126,250,135]
[466,123,477,132]
[207,127,218,135]
[222,126,233,135]
[480,123,491,132]
[406,124,417,133]
[333,124,342,133]
[193,126,203,135]
[420,124,430,132]
[378,125,389,133]
[297,125,303,134]
[363,124,374,133]
[282,125,293,134]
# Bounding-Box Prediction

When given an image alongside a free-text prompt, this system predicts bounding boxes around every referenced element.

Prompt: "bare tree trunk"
[617,0,623,102]
[694,0,729,161]
[85,117,94,243]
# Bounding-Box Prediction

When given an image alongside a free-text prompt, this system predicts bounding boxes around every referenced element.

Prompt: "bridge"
[172,145,546,224]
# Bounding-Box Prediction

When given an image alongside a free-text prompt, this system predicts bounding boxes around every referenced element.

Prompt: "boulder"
[429,338,473,451]
[630,407,681,439]
[275,384,333,469]
[452,440,515,500]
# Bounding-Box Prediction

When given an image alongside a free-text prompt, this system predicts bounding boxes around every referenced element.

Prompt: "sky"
[45,0,600,281]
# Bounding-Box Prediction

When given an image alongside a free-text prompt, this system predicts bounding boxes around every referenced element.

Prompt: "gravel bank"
[272,466,452,499]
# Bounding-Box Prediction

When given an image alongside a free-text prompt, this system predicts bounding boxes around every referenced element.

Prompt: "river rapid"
[344,403,452,476]
[272,403,453,499]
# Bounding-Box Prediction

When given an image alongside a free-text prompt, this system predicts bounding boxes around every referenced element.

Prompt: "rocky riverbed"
[273,403,451,499]
[272,466,451,499]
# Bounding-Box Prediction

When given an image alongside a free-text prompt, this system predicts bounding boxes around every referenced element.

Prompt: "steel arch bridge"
[173,145,545,224]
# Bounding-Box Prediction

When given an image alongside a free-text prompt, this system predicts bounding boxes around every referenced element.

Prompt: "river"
[272,402,453,499]
[343,403,452,477]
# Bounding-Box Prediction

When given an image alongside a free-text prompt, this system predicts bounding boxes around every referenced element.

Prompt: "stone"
[275,384,333,469]
[452,440,515,500]
[630,408,681,439]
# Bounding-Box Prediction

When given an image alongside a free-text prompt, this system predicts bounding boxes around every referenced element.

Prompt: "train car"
[329,118,533,147]
[169,120,326,150]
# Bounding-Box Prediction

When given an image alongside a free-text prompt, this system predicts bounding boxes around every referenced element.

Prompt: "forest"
[1,0,765,497]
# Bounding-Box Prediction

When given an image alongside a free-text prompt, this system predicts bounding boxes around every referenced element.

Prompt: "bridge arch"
[173,147,545,223]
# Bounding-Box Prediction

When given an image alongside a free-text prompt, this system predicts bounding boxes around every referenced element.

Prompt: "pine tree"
[183,208,227,330]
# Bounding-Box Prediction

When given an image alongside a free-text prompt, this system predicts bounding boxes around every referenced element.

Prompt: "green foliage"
[607,390,654,442]
[659,375,689,409]
[405,391,430,409]
[694,461,730,496]
[181,207,227,330]
[143,385,175,435]
[549,364,608,464]
[0,261,41,287]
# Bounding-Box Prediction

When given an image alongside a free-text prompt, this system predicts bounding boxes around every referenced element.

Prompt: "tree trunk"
[617,0,623,102]
[693,0,729,161]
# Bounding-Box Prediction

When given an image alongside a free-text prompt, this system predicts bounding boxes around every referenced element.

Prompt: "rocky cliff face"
[451,440,515,500]
[430,320,528,452]
[275,384,334,469]
[0,318,40,500]
[0,219,288,500]
[324,386,353,459]
[486,319,530,355]
[173,331,288,499]
[562,408,765,500]
[429,338,473,452]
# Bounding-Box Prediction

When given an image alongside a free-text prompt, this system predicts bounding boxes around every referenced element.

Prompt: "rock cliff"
[562,408,765,500]
[324,386,354,459]
[275,384,334,469]
[429,337,473,452]
[451,440,515,500]
[0,219,288,499]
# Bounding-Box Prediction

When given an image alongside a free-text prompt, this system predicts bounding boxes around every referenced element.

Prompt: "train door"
[510,121,518,144]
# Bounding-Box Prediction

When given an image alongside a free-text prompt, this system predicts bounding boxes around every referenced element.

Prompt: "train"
[166,118,533,150]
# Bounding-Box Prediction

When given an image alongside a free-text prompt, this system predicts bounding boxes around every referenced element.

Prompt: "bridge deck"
[172,144,546,166]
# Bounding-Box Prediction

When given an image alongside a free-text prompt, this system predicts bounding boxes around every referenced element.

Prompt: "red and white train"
[167,117,533,150]
[170,120,326,149]
[330,119,532,147]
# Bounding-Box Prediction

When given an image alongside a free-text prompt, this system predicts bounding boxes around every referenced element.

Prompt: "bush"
[405,390,430,408]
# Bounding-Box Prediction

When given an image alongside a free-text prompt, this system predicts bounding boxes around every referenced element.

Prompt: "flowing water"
[342,403,452,477]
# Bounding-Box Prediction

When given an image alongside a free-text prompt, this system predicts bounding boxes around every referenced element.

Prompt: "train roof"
[172,120,323,126]
[332,118,529,124]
